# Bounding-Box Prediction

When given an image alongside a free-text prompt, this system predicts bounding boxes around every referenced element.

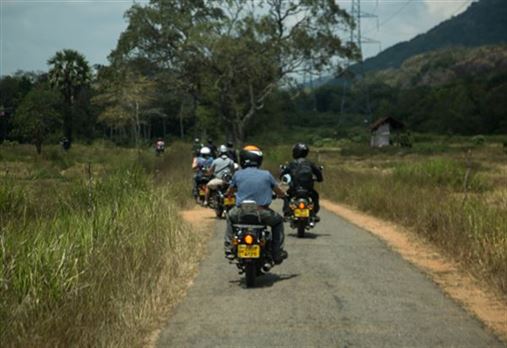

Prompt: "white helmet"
[218,145,228,156]
[199,146,211,157]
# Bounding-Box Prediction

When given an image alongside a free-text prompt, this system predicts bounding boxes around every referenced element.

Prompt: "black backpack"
[291,159,314,189]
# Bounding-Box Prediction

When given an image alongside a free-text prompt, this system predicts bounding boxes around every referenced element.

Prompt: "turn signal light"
[244,234,254,245]
[298,202,306,209]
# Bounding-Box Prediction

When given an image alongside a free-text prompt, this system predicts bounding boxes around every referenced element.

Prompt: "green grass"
[0,142,198,347]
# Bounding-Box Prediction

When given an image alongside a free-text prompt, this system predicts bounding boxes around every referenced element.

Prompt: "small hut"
[370,116,405,147]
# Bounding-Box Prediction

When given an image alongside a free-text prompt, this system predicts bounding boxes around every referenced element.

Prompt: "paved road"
[157,202,504,347]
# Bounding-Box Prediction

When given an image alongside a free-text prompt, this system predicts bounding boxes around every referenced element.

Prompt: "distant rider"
[155,138,165,155]
[204,145,235,206]
[206,138,217,158]
[192,138,203,158]
[280,143,323,221]
[192,147,213,199]
[225,145,288,264]
[225,141,238,163]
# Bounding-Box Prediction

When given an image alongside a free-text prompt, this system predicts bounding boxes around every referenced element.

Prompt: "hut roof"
[370,116,405,131]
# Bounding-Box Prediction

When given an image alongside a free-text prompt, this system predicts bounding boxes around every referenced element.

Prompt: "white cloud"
[424,0,473,21]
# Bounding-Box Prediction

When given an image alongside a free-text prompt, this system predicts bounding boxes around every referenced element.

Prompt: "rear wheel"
[297,222,305,238]
[245,263,256,288]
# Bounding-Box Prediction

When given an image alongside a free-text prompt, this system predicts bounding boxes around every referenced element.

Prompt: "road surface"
[157,202,504,347]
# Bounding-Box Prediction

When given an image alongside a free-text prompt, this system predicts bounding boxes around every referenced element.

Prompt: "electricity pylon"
[341,0,380,122]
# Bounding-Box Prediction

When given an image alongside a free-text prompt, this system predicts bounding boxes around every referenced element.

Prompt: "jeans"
[225,206,285,259]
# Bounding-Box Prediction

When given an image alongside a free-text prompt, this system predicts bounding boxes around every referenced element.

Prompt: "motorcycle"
[193,171,211,205]
[208,173,235,218]
[229,200,274,288]
[280,166,321,238]
[287,187,316,238]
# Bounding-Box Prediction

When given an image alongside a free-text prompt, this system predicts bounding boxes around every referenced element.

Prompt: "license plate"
[224,197,236,206]
[237,244,260,258]
[294,208,310,218]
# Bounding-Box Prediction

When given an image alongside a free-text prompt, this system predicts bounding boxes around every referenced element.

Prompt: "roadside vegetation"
[265,136,507,296]
[323,139,507,294]
[0,142,196,347]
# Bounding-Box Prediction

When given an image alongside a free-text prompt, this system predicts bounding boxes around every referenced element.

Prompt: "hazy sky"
[1,0,474,76]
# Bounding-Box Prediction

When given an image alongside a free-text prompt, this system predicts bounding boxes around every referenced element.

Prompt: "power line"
[363,0,414,35]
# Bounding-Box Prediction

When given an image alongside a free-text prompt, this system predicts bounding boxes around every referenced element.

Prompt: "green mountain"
[367,45,507,89]
[361,0,507,72]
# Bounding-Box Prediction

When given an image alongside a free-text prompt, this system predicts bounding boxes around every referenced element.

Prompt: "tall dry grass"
[0,142,198,347]
[263,144,506,294]
[321,159,507,294]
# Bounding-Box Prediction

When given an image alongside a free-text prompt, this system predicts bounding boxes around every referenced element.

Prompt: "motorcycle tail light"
[298,202,306,209]
[244,234,254,245]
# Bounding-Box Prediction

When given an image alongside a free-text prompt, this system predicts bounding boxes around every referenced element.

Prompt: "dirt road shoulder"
[321,199,507,342]
[145,205,216,347]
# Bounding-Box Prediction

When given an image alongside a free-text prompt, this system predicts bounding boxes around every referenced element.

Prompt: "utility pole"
[341,0,380,123]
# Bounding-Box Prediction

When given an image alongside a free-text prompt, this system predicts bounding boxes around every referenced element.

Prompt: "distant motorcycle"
[193,171,211,205]
[155,140,165,156]
[280,166,320,238]
[228,201,274,288]
[208,173,235,218]
[287,187,316,238]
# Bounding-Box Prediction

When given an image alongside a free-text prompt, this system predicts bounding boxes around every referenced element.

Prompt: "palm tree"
[48,49,91,143]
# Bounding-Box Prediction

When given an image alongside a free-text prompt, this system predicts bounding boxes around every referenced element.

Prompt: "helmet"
[199,146,211,157]
[194,138,200,143]
[218,145,228,156]
[292,143,309,159]
[226,141,234,148]
[207,138,213,144]
[239,145,263,168]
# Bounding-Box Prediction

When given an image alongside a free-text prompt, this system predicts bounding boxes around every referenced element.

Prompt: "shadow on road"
[229,273,300,289]
[287,232,330,239]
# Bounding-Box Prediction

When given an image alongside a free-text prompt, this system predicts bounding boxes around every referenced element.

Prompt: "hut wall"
[370,123,391,147]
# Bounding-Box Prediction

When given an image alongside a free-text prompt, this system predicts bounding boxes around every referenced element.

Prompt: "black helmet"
[239,145,263,168]
[226,141,234,148]
[292,143,309,159]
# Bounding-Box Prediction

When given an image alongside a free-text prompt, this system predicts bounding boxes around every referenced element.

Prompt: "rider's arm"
[192,157,199,171]
[207,162,215,176]
[225,185,236,197]
[312,163,323,182]
[273,184,287,199]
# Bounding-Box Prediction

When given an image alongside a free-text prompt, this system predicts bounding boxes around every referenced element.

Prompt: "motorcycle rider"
[204,145,235,206]
[192,146,213,200]
[281,143,323,221]
[155,137,165,155]
[225,141,238,163]
[206,138,217,158]
[225,145,288,264]
[192,138,203,157]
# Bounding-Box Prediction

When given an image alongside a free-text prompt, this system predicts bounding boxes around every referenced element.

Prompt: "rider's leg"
[259,209,286,263]
[224,206,240,256]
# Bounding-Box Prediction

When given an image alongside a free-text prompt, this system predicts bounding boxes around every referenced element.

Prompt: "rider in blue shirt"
[225,145,288,264]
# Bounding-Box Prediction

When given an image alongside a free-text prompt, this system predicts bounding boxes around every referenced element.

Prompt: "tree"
[93,67,156,146]
[12,86,62,154]
[199,0,358,142]
[48,49,92,144]
[110,0,358,143]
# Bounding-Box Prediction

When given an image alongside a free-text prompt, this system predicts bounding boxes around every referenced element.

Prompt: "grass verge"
[1,142,199,347]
